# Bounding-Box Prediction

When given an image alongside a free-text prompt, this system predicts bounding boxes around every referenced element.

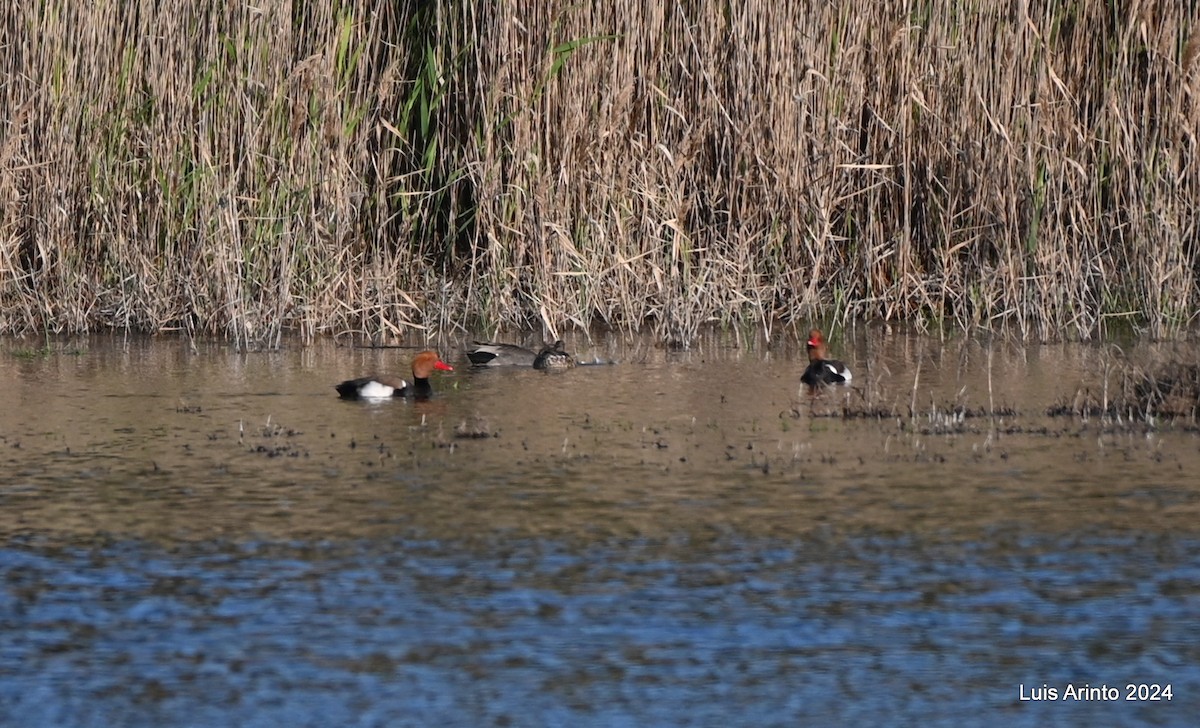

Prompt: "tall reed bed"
[1,1,1197,345]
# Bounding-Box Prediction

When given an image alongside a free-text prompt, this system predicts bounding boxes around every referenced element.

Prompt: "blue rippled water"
[2,533,1196,727]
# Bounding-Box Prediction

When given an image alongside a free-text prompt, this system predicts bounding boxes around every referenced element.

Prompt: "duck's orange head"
[805,329,829,360]
[411,350,454,379]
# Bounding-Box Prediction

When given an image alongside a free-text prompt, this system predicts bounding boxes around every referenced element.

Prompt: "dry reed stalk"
[0,1,1196,343]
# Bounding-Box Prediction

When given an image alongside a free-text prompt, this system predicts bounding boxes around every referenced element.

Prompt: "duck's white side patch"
[358,380,399,399]
[825,362,852,383]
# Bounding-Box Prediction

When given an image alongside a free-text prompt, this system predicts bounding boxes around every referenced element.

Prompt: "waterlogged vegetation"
[0,2,1197,346]
[5,333,86,360]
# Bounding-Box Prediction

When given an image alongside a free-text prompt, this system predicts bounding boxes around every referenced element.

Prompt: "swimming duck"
[533,340,576,370]
[336,350,453,400]
[800,329,852,388]
[465,341,537,367]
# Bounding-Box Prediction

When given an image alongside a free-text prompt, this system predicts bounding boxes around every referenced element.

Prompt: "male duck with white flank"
[800,329,852,389]
[336,350,453,400]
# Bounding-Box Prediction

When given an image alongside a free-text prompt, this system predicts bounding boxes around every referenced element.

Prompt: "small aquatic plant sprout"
[336,350,453,400]
[800,329,852,390]
[533,341,576,370]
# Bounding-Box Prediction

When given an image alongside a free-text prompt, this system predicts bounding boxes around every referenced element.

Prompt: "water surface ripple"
[1,332,1197,726]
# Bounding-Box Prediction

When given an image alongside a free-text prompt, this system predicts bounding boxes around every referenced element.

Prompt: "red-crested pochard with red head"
[336,350,453,400]
[800,329,852,389]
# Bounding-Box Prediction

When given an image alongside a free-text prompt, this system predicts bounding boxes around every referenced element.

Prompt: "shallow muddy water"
[1,329,1198,726]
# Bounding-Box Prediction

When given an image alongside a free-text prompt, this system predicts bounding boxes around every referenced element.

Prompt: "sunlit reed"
[1,2,1196,345]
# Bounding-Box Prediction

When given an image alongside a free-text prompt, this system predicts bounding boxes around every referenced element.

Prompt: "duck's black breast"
[801,359,849,386]
[408,377,435,399]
